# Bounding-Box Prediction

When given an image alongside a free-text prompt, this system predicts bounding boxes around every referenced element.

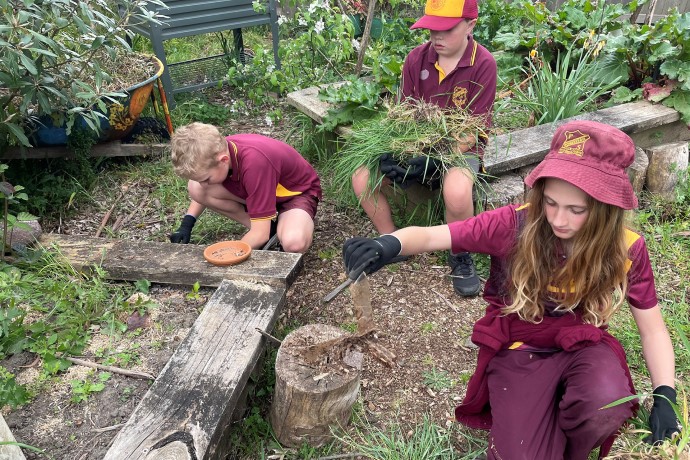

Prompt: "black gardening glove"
[406,156,443,186]
[646,385,679,445]
[379,153,414,188]
[343,235,402,280]
[169,214,197,244]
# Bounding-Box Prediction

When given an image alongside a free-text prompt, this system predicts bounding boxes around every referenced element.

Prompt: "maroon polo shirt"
[447,204,658,311]
[400,35,497,121]
[221,134,322,221]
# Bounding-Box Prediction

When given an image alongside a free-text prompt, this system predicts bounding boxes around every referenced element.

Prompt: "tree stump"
[270,323,363,447]
[645,141,689,200]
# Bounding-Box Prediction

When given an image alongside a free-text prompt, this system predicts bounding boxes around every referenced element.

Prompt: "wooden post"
[270,324,362,447]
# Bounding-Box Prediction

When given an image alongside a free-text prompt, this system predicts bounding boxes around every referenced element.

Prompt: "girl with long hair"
[342,120,678,459]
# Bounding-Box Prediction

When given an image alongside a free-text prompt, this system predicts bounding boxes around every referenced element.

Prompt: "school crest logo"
[428,0,445,12]
[558,130,590,157]
[452,86,468,107]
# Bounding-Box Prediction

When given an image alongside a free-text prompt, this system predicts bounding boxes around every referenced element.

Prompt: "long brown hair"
[504,179,629,326]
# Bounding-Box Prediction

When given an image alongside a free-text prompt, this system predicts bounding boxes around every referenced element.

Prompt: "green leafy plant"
[0,0,165,149]
[70,372,111,403]
[0,366,30,408]
[187,281,202,301]
[595,9,690,124]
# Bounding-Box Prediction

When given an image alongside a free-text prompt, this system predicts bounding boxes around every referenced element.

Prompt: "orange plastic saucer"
[203,240,252,266]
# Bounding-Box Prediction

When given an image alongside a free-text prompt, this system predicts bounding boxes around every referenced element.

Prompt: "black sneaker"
[449,252,481,297]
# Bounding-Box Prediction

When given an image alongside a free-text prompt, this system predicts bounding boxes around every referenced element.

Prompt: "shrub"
[0,0,165,149]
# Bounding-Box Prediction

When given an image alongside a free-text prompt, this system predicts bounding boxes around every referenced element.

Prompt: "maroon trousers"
[485,343,635,460]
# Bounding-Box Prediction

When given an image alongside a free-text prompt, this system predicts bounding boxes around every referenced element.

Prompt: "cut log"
[645,141,690,200]
[38,234,302,288]
[270,324,363,447]
[103,279,288,459]
[628,147,650,196]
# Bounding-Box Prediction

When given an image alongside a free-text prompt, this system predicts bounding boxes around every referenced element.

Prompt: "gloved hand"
[646,385,679,445]
[406,156,443,185]
[379,153,413,188]
[343,235,402,280]
[169,214,197,244]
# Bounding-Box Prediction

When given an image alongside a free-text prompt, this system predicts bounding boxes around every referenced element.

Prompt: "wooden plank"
[103,279,286,460]
[1,142,168,160]
[0,414,27,460]
[286,85,336,125]
[38,234,303,288]
[483,101,687,174]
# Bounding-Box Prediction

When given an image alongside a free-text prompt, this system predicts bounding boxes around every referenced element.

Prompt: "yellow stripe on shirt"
[276,183,301,197]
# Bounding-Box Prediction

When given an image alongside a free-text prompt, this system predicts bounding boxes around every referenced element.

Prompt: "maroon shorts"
[278,194,318,220]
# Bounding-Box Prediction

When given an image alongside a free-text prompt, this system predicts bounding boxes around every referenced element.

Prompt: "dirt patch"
[1,99,486,459]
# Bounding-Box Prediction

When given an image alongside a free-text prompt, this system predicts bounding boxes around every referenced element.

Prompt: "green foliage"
[225,0,357,106]
[0,251,141,383]
[319,78,383,131]
[70,372,110,403]
[502,43,620,124]
[0,366,30,408]
[0,0,165,149]
[169,97,232,127]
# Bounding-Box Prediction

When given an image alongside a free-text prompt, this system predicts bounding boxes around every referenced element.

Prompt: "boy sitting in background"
[351,0,496,297]
[169,122,322,253]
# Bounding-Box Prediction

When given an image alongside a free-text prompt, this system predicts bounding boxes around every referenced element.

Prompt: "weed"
[169,97,232,127]
[341,322,358,333]
[422,367,454,391]
[318,247,340,261]
[420,322,435,334]
[120,386,134,402]
[334,413,461,459]
[187,281,202,301]
[70,372,111,403]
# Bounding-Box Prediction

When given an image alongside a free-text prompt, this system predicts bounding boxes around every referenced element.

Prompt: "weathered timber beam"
[0,414,27,460]
[484,101,688,174]
[1,142,168,160]
[38,234,303,288]
[103,279,286,460]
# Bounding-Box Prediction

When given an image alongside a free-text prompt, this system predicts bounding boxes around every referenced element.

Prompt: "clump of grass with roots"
[330,99,494,225]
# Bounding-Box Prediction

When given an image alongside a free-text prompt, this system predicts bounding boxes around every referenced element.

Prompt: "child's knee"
[279,230,311,253]
[187,181,205,202]
[352,167,371,195]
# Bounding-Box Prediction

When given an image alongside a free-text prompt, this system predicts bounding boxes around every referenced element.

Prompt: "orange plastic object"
[203,241,252,266]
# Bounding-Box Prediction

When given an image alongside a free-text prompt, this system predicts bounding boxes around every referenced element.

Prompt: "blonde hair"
[170,122,227,179]
[504,180,629,326]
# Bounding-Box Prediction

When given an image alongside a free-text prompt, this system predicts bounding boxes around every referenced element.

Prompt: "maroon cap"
[411,0,478,31]
[525,121,638,210]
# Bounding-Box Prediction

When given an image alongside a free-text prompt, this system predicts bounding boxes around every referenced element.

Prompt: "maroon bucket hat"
[525,120,638,209]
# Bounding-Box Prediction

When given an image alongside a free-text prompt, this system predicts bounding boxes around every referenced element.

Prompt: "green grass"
[334,413,486,459]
